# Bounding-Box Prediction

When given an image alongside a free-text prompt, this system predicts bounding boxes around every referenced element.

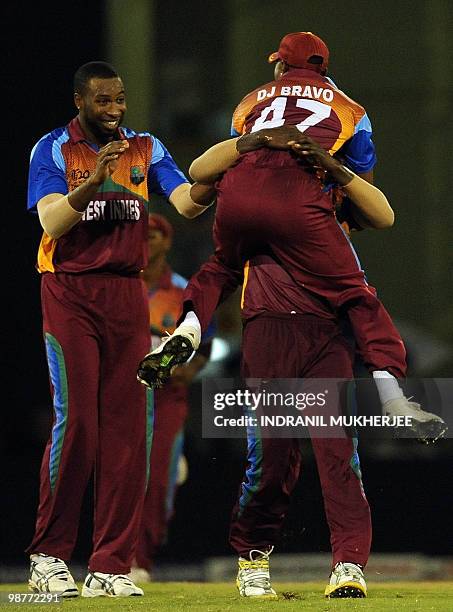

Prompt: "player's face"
[76,77,126,144]
[147,229,171,261]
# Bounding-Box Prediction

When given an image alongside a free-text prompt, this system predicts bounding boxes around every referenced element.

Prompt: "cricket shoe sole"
[137,335,194,389]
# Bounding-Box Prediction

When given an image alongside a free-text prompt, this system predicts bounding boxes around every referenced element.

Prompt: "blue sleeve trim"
[343,126,377,174]
[28,129,69,211]
[148,139,188,199]
[354,113,372,135]
[150,135,166,164]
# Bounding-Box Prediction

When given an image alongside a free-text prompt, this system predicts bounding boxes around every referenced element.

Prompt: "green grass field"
[1,582,453,611]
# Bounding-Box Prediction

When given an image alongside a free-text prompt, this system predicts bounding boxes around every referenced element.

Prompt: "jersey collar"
[67,117,125,144]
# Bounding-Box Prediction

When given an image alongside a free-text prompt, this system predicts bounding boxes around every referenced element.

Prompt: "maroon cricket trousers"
[27,272,152,574]
[135,383,188,571]
[229,314,372,568]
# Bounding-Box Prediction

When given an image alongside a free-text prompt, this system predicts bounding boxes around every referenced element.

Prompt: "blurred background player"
[26,61,215,598]
[130,214,214,582]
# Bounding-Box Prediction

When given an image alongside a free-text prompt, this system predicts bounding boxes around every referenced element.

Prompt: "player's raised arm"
[37,140,129,239]
[168,181,217,218]
[290,136,394,229]
[189,126,307,183]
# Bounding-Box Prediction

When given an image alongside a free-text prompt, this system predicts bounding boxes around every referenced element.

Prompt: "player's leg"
[137,314,200,389]
[231,315,306,599]
[137,251,241,389]
[83,276,149,597]
[343,291,447,442]
[27,273,102,597]
[132,385,188,580]
[307,331,370,598]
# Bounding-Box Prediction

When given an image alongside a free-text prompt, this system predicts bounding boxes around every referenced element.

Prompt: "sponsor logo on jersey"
[69,168,91,189]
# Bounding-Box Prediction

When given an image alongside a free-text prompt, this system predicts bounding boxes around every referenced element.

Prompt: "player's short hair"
[73,61,119,95]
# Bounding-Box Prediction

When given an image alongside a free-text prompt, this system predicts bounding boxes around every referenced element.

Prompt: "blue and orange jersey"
[147,266,215,349]
[27,118,188,275]
[231,68,376,174]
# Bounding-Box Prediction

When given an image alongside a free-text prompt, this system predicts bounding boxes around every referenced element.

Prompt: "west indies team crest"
[130,165,145,185]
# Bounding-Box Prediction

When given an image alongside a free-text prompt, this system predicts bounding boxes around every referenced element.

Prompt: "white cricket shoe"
[82,572,144,597]
[383,397,447,443]
[325,562,367,598]
[137,322,200,389]
[29,553,79,598]
[236,547,277,599]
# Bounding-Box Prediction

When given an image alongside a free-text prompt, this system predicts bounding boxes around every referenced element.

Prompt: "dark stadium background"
[3,0,452,572]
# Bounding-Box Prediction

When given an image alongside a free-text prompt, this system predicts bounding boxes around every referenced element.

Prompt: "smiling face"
[75,77,126,145]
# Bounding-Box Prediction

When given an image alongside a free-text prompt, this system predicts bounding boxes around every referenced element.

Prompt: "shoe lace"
[110,574,133,584]
[36,557,71,580]
[335,562,363,581]
[239,547,274,589]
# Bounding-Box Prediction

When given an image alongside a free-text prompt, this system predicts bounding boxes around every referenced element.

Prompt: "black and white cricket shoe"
[29,553,79,598]
[82,572,144,597]
[383,397,447,443]
[137,324,200,389]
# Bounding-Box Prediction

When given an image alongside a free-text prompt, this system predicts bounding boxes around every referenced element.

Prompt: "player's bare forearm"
[169,182,215,218]
[37,177,107,239]
[290,137,393,229]
[189,128,297,183]
[37,140,129,238]
[189,138,241,183]
[341,177,394,229]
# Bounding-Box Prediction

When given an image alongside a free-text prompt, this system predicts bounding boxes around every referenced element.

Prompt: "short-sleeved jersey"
[147,265,215,349]
[28,118,188,275]
[231,68,376,174]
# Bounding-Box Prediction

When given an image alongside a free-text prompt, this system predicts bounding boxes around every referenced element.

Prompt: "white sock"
[183,310,201,330]
[179,311,201,352]
[372,370,404,405]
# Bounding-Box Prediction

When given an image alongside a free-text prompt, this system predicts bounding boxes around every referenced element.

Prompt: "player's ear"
[274,60,287,80]
[74,92,81,111]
